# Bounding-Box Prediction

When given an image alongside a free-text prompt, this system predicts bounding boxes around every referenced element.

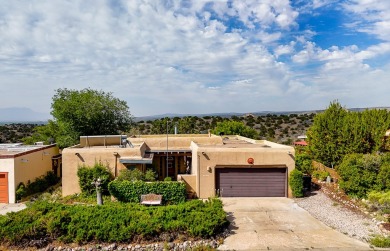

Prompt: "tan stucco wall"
[62,135,295,199]
[194,145,295,199]
[177,174,196,196]
[0,158,15,203]
[14,145,59,189]
[62,145,145,196]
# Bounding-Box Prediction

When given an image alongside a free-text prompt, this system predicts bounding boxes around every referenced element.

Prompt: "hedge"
[0,199,228,246]
[289,169,304,198]
[108,180,187,204]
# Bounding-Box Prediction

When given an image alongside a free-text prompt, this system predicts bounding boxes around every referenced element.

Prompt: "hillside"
[0,113,314,145]
[134,113,316,144]
[0,124,41,143]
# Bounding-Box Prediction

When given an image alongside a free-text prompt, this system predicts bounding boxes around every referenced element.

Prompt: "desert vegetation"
[134,112,315,144]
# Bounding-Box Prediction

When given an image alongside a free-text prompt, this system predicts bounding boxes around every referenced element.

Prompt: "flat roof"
[0,143,55,158]
[70,134,291,151]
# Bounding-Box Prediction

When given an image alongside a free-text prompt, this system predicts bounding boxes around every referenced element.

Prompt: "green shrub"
[44,171,60,186]
[337,154,381,198]
[289,169,304,198]
[164,177,172,181]
[0,198,228,246]
[15,183,26,201]
[77,162,113,195]
[16,171,60,200]
[367,191,390,213]
[295,153,313,175]
[376,163,390,191]
[117,168,144,181]
[108,180,186,204]
[312,170,330,181]
[144,169,157,182]
[370,235,390,248]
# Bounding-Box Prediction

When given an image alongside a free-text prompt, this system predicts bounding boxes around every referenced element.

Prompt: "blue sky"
[0,0,389,117]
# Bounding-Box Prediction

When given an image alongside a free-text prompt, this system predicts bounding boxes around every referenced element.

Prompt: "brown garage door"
[0,172,8,203]
[216,168,286,197]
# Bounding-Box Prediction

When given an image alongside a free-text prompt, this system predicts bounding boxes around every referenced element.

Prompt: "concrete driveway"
[218,198,373,251]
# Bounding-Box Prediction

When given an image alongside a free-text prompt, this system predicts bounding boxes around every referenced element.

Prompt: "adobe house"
[0,143,61,203]
[62,134,295,198]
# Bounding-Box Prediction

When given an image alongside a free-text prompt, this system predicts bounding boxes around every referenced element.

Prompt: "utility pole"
[166,120,169,179]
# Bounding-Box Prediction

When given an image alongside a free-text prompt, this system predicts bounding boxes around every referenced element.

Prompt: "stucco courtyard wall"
[62,144,146,196]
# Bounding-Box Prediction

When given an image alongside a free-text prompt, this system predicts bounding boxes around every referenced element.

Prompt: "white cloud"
[342,1,390,41]
[0,0,388,116]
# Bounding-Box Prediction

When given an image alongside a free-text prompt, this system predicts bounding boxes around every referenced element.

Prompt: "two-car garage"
[216,167,287,197]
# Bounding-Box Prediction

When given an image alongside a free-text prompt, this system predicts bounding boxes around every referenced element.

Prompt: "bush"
[370,235,390,248]
[337,154,381,198]
[108,180,186,204]
[289,169,304,198]
[367,191,390,213]
[15,171,60,201]
[15,183,26,201]
[376,163,390,191]
[77,162,113,196]
[312,170,330,181]
[145,169,157,182]
[164,177,172,181]
[0,199,228,246]
[295,153,313,175]
[117,168,144,181]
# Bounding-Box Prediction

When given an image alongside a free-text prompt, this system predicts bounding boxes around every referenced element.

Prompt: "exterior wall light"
[247,157,254,164]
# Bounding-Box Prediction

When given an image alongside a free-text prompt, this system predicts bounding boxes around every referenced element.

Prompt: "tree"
[295,152,313,175]
[25,88,133,148]
[307,101,390,167]
[211,121,258,139]
[307,101,347,167]
[151,117,174,134]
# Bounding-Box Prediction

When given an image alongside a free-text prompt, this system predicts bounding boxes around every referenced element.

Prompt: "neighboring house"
[0,143,61,203]
[62,134,295,198]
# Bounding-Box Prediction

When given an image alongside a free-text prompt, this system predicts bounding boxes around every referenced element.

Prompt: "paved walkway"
[218,198,375,251]
[0,203,26,215]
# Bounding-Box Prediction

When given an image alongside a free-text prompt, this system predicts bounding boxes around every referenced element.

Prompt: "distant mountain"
[0,107,50,123]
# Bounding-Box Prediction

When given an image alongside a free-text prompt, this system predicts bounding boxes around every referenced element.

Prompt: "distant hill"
[135,110,323,122]
[134,107,390,121]
[0,107,49,123]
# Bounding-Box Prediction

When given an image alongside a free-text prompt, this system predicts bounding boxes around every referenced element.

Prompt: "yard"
[0,191,228,250]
